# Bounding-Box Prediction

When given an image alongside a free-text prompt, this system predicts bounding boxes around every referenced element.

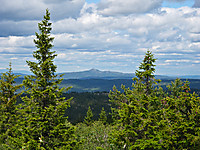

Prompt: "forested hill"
[59,78,200,92]
[13,77,200,92]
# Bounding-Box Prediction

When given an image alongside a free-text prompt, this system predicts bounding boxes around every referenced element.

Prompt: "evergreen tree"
[135,50,160,95]
[99,107,107,124]
[13,9,78,149]
[109,50,163,149]
[109,50,200,149]
[0,63,22,148]
[84,106,94,126]
[0,62,22,109]
[159,79,200,149]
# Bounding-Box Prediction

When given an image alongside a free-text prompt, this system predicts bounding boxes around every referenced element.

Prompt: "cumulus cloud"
[0,20,38,36]
[0,0,85,36]
[97,0,163,16]
[96,0,193,16]
[52,5,200,74]
[0,0,84,21]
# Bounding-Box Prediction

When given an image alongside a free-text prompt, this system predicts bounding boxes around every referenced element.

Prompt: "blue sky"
[86,0,194,7]
[162,0,194,8]
[86,0,100,4]
[0,0,200,75]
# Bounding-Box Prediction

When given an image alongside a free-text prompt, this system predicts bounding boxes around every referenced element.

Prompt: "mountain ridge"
[1,68,200,79]
[59,69,134,79]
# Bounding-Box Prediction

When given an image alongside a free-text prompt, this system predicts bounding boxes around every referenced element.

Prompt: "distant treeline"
[9,77,200,93]
[17,88,200,125]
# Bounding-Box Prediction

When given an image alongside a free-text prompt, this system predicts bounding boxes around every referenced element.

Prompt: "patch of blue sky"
[162,0,194,8]
[85,0,100,4]
[85,0,194,8]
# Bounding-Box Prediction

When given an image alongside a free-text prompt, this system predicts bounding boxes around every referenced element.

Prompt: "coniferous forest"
[0,10,200,149]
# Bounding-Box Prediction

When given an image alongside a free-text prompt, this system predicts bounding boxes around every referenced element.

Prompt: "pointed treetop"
[134,50,160,95]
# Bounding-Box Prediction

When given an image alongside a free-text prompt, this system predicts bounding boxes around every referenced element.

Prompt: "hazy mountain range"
[1,68,200,79]
[59,69,200,80]
[1,69,200,92]
[59,69,134,79]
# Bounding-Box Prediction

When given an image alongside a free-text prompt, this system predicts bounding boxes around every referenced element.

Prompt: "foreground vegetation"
[1,10,200,149]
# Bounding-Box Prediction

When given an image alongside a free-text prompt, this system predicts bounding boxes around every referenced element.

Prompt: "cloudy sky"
[0,0,200,75]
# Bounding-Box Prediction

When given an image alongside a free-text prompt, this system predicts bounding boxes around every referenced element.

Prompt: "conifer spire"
[135,50,160,95]
[20,9,77,149]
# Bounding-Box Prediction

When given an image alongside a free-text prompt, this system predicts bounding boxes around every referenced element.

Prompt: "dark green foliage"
[158,79,200,149]
[135,50,160,95]
[0,63,22,109]
[84,106,94,126]
[5,9,79,149]
[0,63,23,148]
[109,50,162,149]
[109,50,200,149]
[64,92,111,124]
[109,86,163,149]
[76,121,117,150]
[99,107,107,124]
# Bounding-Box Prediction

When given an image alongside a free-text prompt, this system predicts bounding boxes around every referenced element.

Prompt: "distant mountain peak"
[59,69,134,79]
[88,69,101,72]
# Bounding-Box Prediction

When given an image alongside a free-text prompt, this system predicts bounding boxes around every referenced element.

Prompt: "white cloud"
[97,0,163,16]
[0,36,34,49]
[0,0,84,21]
[50,5,200,75]
[165,59,191,63]
[0,0,85,36]
[0,20,38,36]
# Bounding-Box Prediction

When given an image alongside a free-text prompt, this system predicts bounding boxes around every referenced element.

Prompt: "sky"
[0,0,200,75]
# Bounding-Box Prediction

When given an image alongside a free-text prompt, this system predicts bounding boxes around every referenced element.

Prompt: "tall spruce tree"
[0,62,22,109]
[109,50,163,149]
[135,50,160,95]
[16,9,78,149]
[0,63,22,148]
[109,50,200,149]
[84,106,94,126]
[99,107,107,124]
